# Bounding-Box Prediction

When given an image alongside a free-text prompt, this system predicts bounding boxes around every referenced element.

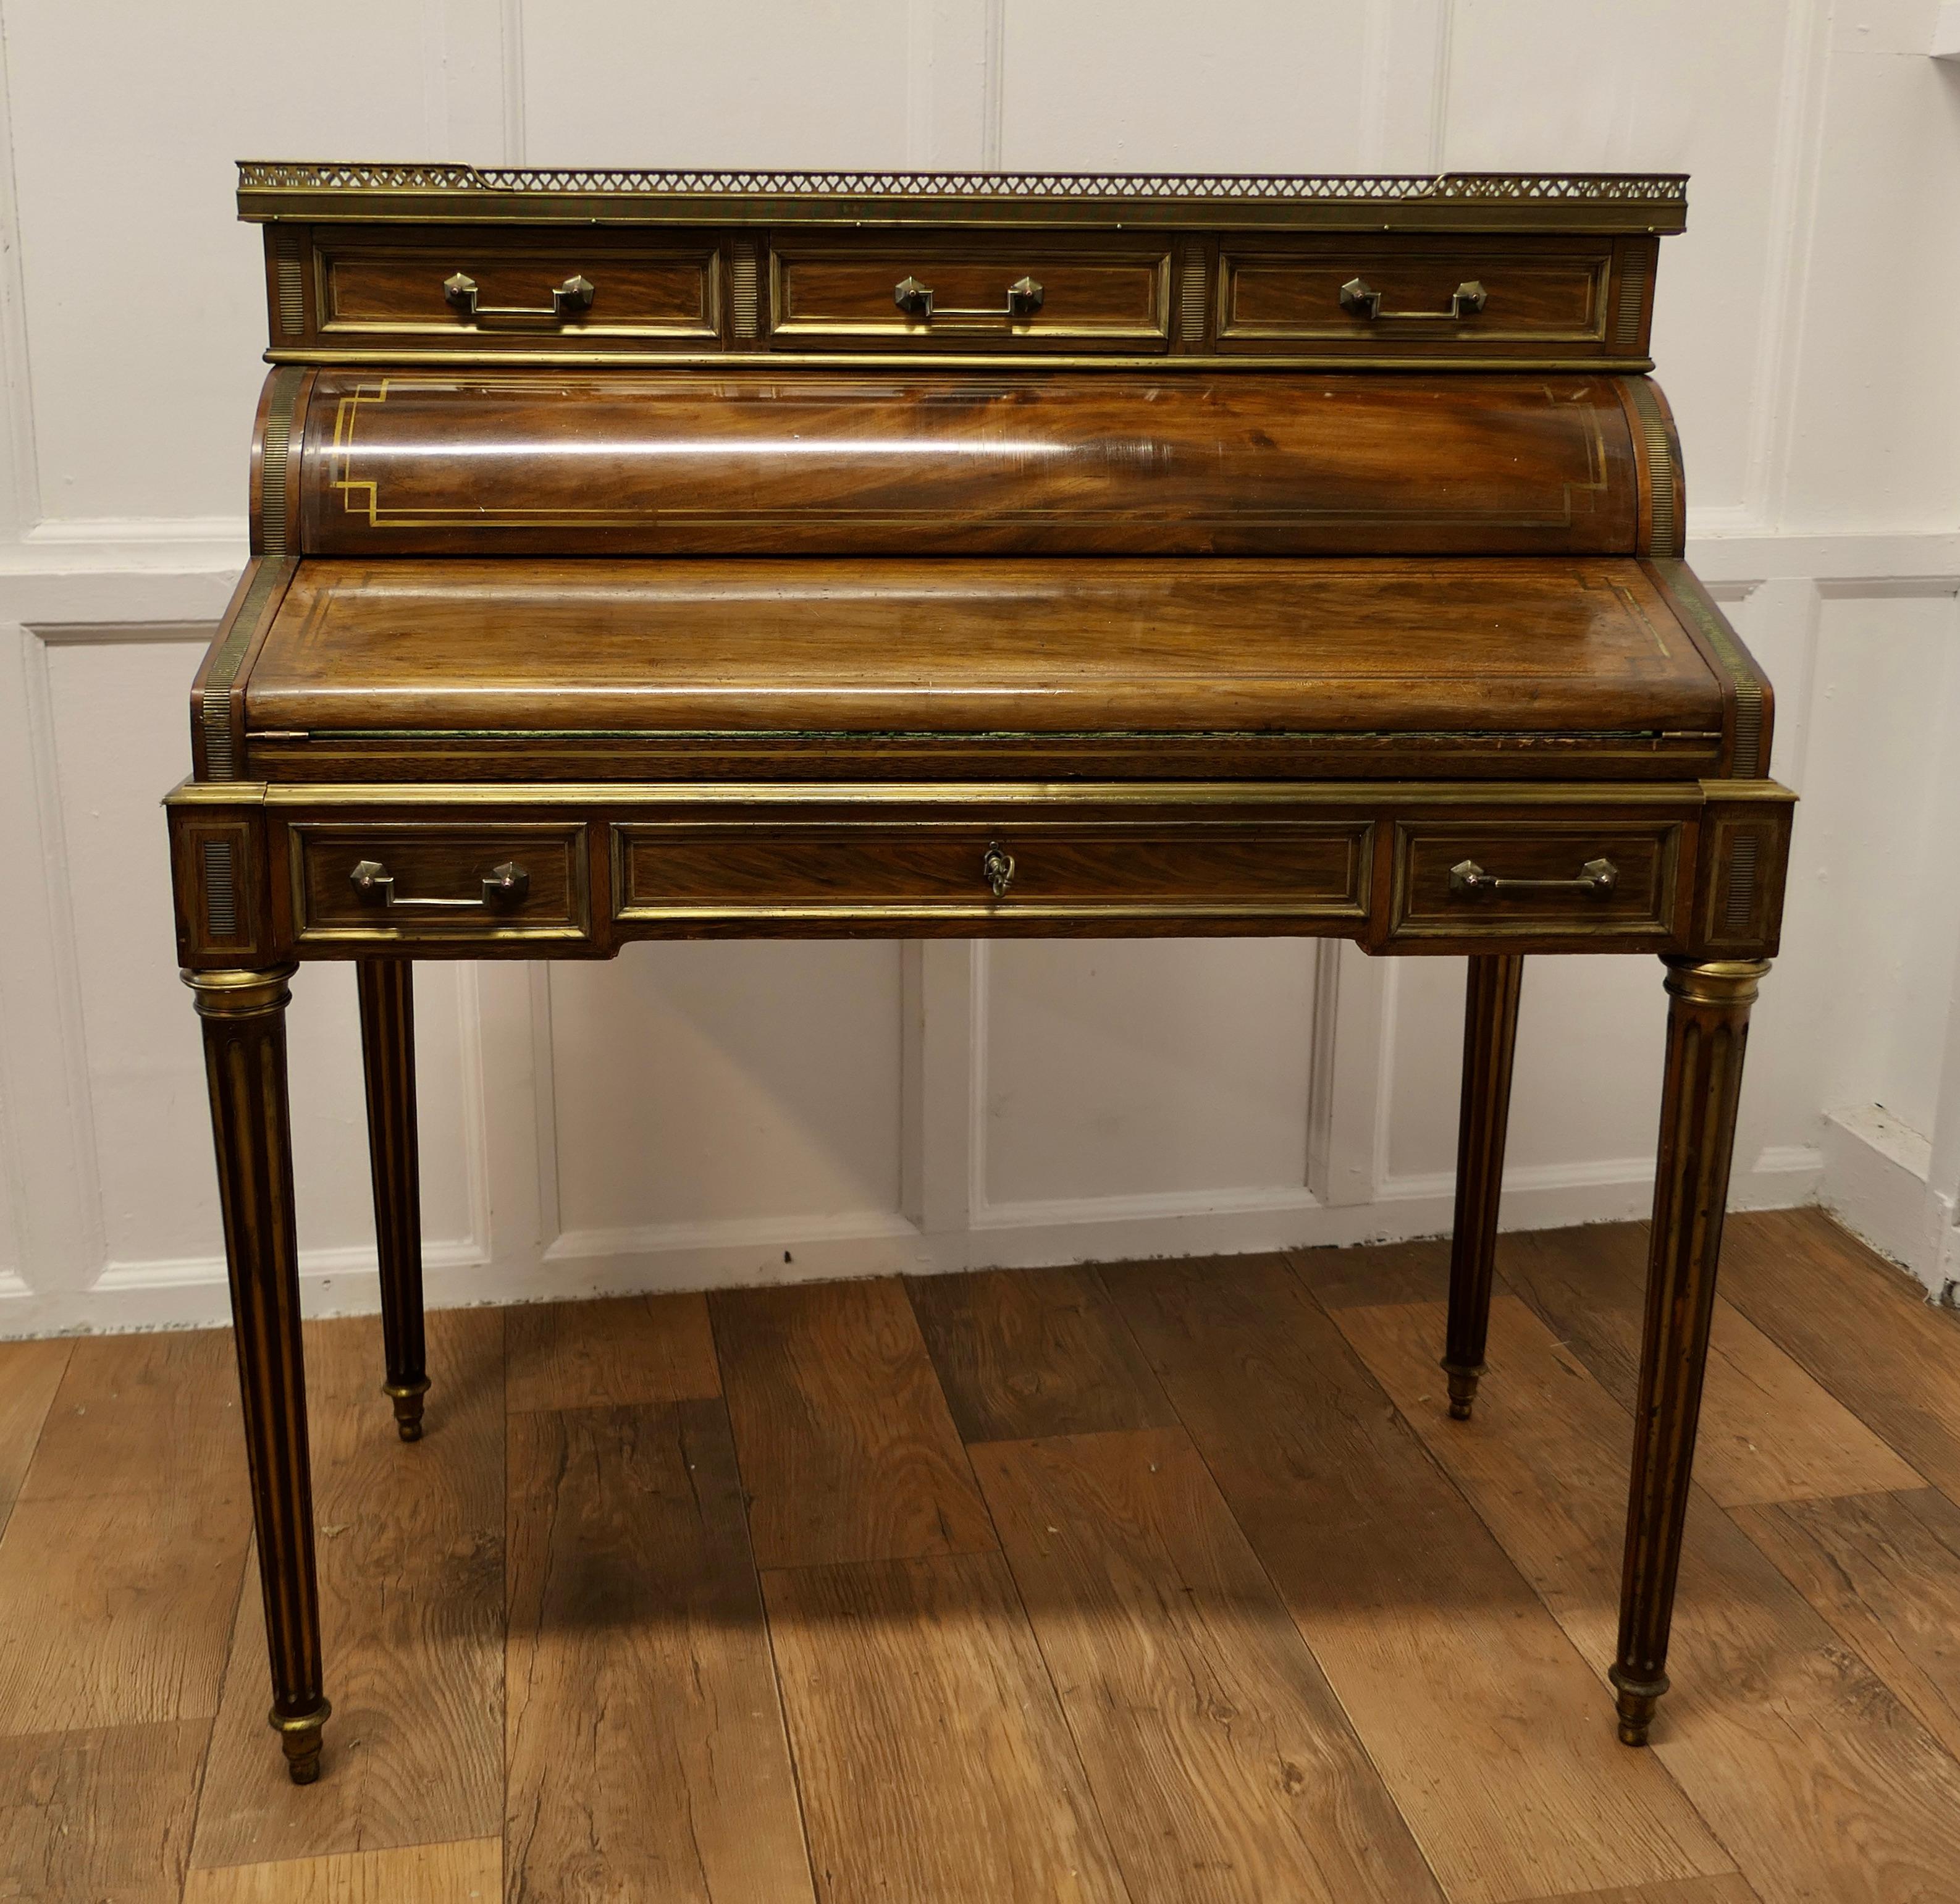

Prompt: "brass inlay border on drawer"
[287,819,591,943]
[611,815,1371,924]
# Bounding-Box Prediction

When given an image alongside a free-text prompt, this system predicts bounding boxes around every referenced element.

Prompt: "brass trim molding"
[238,164,1688,232]
[1661,568,1769,780]
[1625,377,1679,557]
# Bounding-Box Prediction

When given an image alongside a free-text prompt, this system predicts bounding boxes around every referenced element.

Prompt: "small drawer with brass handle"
[305,225,719,349]
[350,856,531,911]
[612,810,1369,928]
[1448,856,1617,901]
[769,235,1172,352]
[442,271,594,326]
[1217,233,1638,361]
[288,823,589,944]
[1339,276,1487,322]
[894,275,1045,322]
[1391,821,1680,944]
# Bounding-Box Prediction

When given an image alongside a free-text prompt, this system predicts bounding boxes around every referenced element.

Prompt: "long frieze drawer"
[288,823,591,943]
[297,225,721,348]
[768,236,1173,350]
[613,816,1371,922]
[1389,819,1683,942]
[1217,234,1654,361]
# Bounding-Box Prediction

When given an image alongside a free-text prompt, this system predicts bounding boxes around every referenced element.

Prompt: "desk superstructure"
[169,164,1792,1784]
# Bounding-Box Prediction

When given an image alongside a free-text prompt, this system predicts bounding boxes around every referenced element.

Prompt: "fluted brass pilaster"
[1442,954,1525,1420]
[357,957,428,1441]
[187,964,330,1785]
[1611,955,1768,1746]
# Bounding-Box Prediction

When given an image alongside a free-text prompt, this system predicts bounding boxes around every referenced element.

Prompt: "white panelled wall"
[2,1,1959,1335]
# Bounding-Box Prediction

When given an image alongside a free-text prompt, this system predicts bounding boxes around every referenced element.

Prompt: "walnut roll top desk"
[169,164,1792,1785]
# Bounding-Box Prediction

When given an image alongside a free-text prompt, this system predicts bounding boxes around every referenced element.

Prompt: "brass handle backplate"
[981,841,1017,899]
[350,858,531,912]
[443,272,595,326]
[1449,856,1618,901]
[1339,276,1487,321]
[894,275,1045,322]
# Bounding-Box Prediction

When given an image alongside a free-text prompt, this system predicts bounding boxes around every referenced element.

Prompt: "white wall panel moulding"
[1934,4,1960,59]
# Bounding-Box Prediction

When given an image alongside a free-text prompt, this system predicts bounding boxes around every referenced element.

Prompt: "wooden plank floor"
[4,1207,1960,1903]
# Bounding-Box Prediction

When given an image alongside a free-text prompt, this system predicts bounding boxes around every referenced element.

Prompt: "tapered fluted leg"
[187,965,330,1785]
[358,957,427,1442]
[1612,956,1768,1746]
[1442,954,1524,1420]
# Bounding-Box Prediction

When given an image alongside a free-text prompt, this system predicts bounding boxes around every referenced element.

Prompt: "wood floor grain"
[1339,1292,1960,1904]
[0,1488,250,1735]
[1105,1253,1731,1904]
[1733,1485,1960,1763]
[1525,1881,1761,1904]
[505,1291,720,1412]
[181,1837,500,1903]
[0,1339,70,1536]
[192,1311,506,1869]
[1495,1223,1924,1507]
[1718,1209,1960,1501]
[17,1329,247,1503]
[0,1721,208,1904]
[505,1399,812,1904]
[906,1265,1177,1444]
[6,1212,1960,1904]
[712,1278,994,1569]
[763,1551,1130,1904]
[974,1425,1445,1904]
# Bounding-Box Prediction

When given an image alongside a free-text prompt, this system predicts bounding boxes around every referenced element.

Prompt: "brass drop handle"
[350,858,530,911]
[1449,856,1617,901]
[981,841,1017,899]
[443,272,595,325]
[894,275,1045,322]
[1339,276,1487,321]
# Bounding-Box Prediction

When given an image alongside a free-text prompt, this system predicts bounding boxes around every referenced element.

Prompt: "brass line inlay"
[1179,248,1207,343]
[275,232,305,336]
[1625,376,1678,557]
[326,375,1618,533]
[730,240,759,339]
[1615,248,1647,350]
[203,838,238,937]
[1656,562,1767,780]
[1723,832,1759,935]
[200,368,303,778]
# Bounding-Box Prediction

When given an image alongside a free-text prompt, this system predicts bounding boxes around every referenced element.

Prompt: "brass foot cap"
[383,1376,431,1443]
[1607,1666,1668,1748]
[1440,1358,1483,1423]
[269,1697,331,1785]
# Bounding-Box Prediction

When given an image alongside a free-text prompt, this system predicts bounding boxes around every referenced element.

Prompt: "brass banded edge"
[226,779,1717,812]
[1661,955,1770,1007]
[183,964,297,1013]
[613,900,1371,924]
[264,347,1660,373]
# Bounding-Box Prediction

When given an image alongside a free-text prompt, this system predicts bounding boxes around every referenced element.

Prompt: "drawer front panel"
[1219,236,1636,360]
[291,822,590,943]
[313,226,720,347]
[769,238,1172,351]
[615,817,1370,921]
[1391,819,1681,942]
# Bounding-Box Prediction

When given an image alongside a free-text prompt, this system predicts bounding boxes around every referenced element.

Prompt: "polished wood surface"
[171,169,1797,1793]
[299,371,1647,557]
[14,1212,1960,1901]
[247,556,1722,739]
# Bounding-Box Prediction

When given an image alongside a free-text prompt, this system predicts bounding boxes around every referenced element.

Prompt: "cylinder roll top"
[293,369,1655,559]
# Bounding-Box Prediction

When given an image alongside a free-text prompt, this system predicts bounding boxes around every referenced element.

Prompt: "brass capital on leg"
[1612,954,1769,1746]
